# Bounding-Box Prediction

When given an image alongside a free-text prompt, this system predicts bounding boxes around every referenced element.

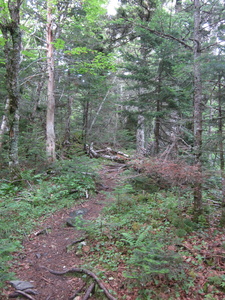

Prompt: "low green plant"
[208,275,225,291]
[125,240,187,284]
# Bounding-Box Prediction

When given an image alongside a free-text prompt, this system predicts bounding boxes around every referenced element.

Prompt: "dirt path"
[3,163,127,300]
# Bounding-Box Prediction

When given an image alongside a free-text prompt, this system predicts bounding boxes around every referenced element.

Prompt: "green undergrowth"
[0,156,99,287]
[78,180,222,299]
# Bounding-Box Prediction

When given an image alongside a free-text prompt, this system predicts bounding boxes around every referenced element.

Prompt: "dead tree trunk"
[46,0,56,162]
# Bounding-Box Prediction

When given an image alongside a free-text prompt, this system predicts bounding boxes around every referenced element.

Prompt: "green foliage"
[0,239,21,288]
[130,175,159,193]
[208,275,225,291]
[0,36,6,46]
[171,216,198,236]
[83,183,193,293]
[83,0,107,22]
[125,241,186,284]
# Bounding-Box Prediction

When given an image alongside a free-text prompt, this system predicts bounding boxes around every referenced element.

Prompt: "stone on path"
[9,280,34,290]
[66,208,89,228]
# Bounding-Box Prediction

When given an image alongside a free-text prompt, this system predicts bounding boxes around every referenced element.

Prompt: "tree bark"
[218,74,225,225]
[154,63,163,156]
[0,0,22,170]
[46,0,56,162]
[0,98,9,149]
[82,99,90,147]
[64,70,73,144]
[193,0,203,219]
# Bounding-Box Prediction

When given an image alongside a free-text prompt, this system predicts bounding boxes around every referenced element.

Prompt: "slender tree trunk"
[63,70,73,144]
[83,100,90,147]
[193,0,203,219]
[46,0,56,162]
[0,1,22,171]
[218,74,225,225]
[64,96,73,144]
[154,67,162,155]
[136,114,145,155]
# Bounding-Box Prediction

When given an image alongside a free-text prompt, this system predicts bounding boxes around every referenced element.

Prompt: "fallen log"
[86,143,129,163]
[48,267,117,300]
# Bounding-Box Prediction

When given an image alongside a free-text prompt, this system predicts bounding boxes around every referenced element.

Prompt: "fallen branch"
[48,267,117,300]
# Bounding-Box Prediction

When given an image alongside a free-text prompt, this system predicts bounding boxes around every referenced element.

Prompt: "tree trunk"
[46,0,56,162]
[64,95,73,144]
[64,70,73,144]
[193,0,203,219]
[0,1,22,171]
[83,100,90,147]
[218,74,225,225]
[0,98,9,149]
[136,114,145,155]
[154,65,162,155]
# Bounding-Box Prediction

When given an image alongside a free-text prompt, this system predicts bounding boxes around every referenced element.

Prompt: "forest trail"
[4,163,127,300]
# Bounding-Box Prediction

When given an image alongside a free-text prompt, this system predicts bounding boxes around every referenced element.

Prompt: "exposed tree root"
[83,282,95,300]
[48,267,117,300]
[68,283,86,300]
[9,290,35,300]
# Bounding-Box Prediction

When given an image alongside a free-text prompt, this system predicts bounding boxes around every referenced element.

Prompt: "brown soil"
[2,163,136,300]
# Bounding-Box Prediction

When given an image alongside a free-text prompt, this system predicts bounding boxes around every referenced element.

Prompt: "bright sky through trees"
[107,0,119,15]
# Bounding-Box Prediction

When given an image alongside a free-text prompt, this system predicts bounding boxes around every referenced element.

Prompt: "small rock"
[35,253,42,259]
[9,280,34,290]
[69,209,88,218]
[66,209,89,228]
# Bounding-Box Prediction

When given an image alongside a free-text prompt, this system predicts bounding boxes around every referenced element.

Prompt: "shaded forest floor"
[2,163,127,300]
[1,162,225,300]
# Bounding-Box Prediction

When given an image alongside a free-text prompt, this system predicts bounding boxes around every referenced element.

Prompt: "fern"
[120,226,151,248]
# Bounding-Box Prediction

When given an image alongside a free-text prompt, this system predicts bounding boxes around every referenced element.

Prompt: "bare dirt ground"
[2,164,136,300]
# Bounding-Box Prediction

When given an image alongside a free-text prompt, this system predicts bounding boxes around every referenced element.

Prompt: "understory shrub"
[125,241,187,284]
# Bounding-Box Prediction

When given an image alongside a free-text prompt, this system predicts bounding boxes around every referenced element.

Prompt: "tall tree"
[0,0,22,171]
[193,0,203,218]
[46,0,56,162]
